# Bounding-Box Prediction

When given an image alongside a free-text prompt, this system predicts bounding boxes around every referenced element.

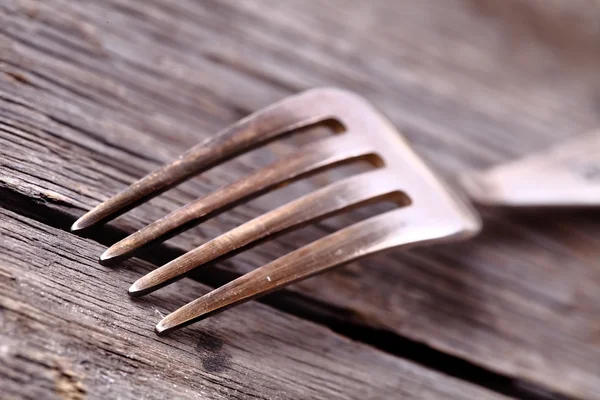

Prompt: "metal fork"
[72,88,482,334]
[460,130,600,207]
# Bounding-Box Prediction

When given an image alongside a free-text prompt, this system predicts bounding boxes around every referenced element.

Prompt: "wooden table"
[1,1,599,399]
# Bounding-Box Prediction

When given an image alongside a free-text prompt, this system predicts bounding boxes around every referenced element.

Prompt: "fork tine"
[129,168,405,297]
[155,207,473,334]
[100,135,374,264]
[71,90,340,232]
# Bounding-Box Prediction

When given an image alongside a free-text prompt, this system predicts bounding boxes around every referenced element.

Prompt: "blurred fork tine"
[128,168,407,297]
[71,90,342,232]
[100,135,376,264]
[155,207,472,335]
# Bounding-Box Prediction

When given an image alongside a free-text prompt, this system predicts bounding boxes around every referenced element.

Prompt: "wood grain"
[0,207,505,400]
[1,0,599,398]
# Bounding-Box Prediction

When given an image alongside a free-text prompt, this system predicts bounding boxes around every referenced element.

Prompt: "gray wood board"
[0,207,508,400]
[1,0,599,398]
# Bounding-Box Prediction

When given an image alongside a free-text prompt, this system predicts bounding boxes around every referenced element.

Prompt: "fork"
[72,88,482,334]
[460,130,600,207]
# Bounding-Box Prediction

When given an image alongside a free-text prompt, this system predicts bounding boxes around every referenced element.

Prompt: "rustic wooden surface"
[1,0,599,399]
[1,207,507,400]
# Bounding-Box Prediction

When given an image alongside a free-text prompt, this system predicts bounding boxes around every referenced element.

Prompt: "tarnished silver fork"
[72,88,481,335]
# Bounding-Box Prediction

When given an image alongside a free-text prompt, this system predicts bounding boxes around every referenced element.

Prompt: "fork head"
[72,88,481,334]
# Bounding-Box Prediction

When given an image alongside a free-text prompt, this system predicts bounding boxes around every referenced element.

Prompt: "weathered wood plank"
[1,0,599,398]
[0,207,506,400]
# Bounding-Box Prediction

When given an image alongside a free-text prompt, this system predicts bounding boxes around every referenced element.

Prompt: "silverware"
[71,88,481,334]
[460,130,600,207]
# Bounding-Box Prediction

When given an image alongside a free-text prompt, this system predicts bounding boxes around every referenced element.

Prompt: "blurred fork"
[460,130,600,207]
[71,88,481,335]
